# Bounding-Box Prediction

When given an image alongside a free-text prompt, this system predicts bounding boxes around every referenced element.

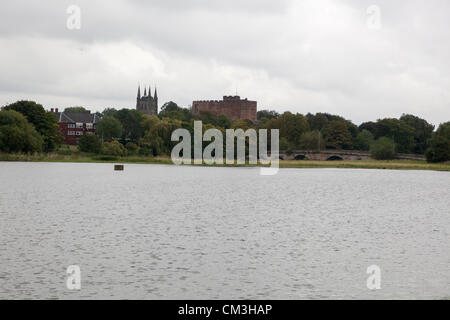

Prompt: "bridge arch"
[294,154,307,160]
[326,155,344,161]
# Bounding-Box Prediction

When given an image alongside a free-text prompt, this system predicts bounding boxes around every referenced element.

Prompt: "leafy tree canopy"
[78,134,101,153]
[400,114,434,154]
[257,110,280,121]
[354,130,374,151]
[370,137,396,160]
[435,122,450,140]
[0,109,43,153]
[373,118,415,154]
[4,100,60,152]
[113,109,144,141]
[64,106,88,113]
[323,120,352,149]
[425,136,450,163]
[96,116,123,141]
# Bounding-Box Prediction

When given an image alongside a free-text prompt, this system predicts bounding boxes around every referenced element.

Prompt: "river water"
[0,162,448,299]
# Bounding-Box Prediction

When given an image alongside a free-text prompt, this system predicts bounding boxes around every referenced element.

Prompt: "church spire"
[148,85,152,99]
[143,87,147,96]
[137,85,141,99]
[154,86,158,100]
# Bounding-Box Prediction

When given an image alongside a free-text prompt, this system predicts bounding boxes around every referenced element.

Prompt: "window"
[67,131,75,135]
[76,122,83,129]
[86,123,93,129]
[68,123,75,128]
[76,131,83,136]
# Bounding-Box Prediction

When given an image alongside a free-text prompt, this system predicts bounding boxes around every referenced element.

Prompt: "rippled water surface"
[0,162,449,299]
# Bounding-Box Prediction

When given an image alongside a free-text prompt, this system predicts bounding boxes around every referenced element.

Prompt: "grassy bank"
[1,152,450,172]
[0,152,173,165]
[279,159,450,171]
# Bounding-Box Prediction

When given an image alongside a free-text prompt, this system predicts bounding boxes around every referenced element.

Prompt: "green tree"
[400,114,434,154]
[354,130,374,151]
[197,111,218,126]
[64,106,88,113]
[216,115,231,129]
[125,142,139,155]
[96,116,123,141]
[425,136,450,163]
[306,113,329,131]
[266,112,309,149]
[435,122,450,140]
[370,137,396,160]
[306,113,358,137]
[299,130,323,150]
[101,108,118,118]
[101,141,128,156]
[78,134,102,153]
[141,114,160,132]
[140,117,182,156]
[323,120,352,149]
[114,109,144,141]
[257,110,279,121]
[4,100,61,152]
[159,102,193,122]
[373,118,415,154]
[359,121,377,136]
[231,119,254,131]
[0,110,43,153]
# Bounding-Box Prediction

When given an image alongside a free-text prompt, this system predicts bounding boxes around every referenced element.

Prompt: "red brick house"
[51,108,99,145]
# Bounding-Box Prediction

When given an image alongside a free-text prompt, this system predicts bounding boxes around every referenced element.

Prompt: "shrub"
[370,137,396,160]
[101,141,128,157]
[92,155,119,161]
[125,142,139,155]
[138,144,152,156]
[56,149,72,155]
[425,136,450,163]
[78,134,102,153]
[354,130,374,151]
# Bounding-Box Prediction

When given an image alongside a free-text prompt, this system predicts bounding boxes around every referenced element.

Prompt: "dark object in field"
[114,164,124,171]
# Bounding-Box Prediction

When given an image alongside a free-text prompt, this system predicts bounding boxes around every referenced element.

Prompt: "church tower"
[136,84,158,115]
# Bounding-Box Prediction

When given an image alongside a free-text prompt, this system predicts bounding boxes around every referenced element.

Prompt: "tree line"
[1,100,449,163]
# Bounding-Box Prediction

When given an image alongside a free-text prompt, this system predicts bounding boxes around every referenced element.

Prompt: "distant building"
[51,108,99,145]
[192,96,257,122]
[136,85,158,115]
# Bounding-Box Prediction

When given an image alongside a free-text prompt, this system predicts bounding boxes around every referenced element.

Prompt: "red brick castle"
[192,96,257,122]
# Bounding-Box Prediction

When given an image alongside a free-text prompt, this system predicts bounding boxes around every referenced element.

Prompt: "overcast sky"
[0,0,449,125]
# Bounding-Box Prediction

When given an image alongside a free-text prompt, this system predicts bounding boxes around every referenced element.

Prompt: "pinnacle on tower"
[148,85,152,99]
[143,87,147,96]
[154,86,158,100]
[137,85,141,99]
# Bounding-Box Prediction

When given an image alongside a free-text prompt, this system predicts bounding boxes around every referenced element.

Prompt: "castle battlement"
[192,96,257,122]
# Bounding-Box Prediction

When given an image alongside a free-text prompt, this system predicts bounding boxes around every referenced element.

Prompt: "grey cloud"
[0,0,449,125]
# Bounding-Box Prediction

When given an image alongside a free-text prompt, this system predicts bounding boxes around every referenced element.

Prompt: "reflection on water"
[0,162,449,299]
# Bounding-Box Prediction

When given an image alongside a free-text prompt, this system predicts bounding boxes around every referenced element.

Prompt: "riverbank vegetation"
[1,100,450,164]
[1,152,449,172]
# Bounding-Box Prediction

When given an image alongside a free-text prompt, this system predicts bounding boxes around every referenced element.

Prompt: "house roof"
[55,112,99,123]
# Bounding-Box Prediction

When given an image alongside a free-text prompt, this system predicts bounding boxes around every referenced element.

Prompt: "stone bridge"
[279,150,425,161]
